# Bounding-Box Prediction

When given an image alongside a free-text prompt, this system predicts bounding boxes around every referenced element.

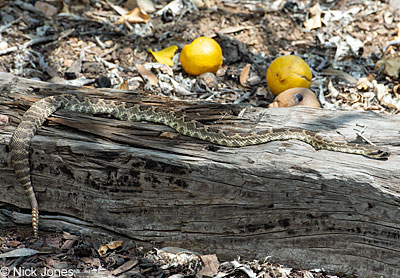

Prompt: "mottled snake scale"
[10,94,389,238]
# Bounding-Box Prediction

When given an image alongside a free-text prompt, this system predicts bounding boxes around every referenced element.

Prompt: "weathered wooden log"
[0,72,399,277]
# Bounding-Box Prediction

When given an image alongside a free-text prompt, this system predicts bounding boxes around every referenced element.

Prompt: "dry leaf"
[118,80,130,90]
[231,260,257,278]
[376,56,400,79]
[390,0,400,14]
[35,1,58,17]
[110,258,138,275]
[198,72,218,90]
[125,0,155,13]
[148,45,178,66]
[106,240,124,249]
[80,257,92,264]
[310,3,322,17]
[156,0,182,16]
[372,80,400,109]
[116,7,150,24]
[61,239,76,250]
[384,11,394,24]
[97,244,109,256]
[192,0,204,8]
[343,34,363,55]
[299,270,314,278]
[304,3,322,30]
[0,41,7,51]
[240,64,251,87]
[45,257,59,266]
[137,0,155,13]
[170,77,193,95]
[393,84,400,96]
[270,0,285,11]
[0,248,39,258]
[106,0,128,15]
[136,64,158,86]
[372,80,389,102]
[5,241,20,248]
[124,0,137,10]
[198,254,219,277]
[356,77,373,91]
[327,79,340,98]
[97,241,123,257]
[304,14,321,30]
[60,1,69,13]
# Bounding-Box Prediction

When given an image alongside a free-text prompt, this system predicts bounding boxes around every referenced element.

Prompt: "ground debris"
[0,230,360,278]
[0,0,398,276]
[0,0,398,112]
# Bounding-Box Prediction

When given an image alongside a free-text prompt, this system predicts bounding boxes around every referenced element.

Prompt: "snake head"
[365,147,390,160]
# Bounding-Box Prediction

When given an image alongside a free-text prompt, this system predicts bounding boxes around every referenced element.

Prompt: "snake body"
[10,94,389,238]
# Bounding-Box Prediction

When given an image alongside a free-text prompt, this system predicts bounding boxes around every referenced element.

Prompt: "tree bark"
[0,72,399,277]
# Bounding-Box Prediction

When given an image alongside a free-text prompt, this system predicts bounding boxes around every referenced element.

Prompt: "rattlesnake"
[10,94,389,238]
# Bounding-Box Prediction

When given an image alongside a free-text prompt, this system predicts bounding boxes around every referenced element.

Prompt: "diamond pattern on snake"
[10,94,390,238]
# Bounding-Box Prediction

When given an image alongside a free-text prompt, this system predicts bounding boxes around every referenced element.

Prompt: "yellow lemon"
[180,37,223,76]
[266,55,312,96]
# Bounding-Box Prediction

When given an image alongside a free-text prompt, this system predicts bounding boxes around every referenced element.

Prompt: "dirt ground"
[1,0,399,277]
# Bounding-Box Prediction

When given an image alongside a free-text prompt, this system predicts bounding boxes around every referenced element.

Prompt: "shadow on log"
[0,73,399,277]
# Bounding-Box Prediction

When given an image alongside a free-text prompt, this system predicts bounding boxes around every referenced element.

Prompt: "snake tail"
[10,94,389,237]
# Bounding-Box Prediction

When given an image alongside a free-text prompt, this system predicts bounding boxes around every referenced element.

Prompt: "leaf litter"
[1,0,399,277]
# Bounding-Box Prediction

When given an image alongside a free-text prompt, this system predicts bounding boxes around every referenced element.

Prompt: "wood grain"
[0,73,399,277]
